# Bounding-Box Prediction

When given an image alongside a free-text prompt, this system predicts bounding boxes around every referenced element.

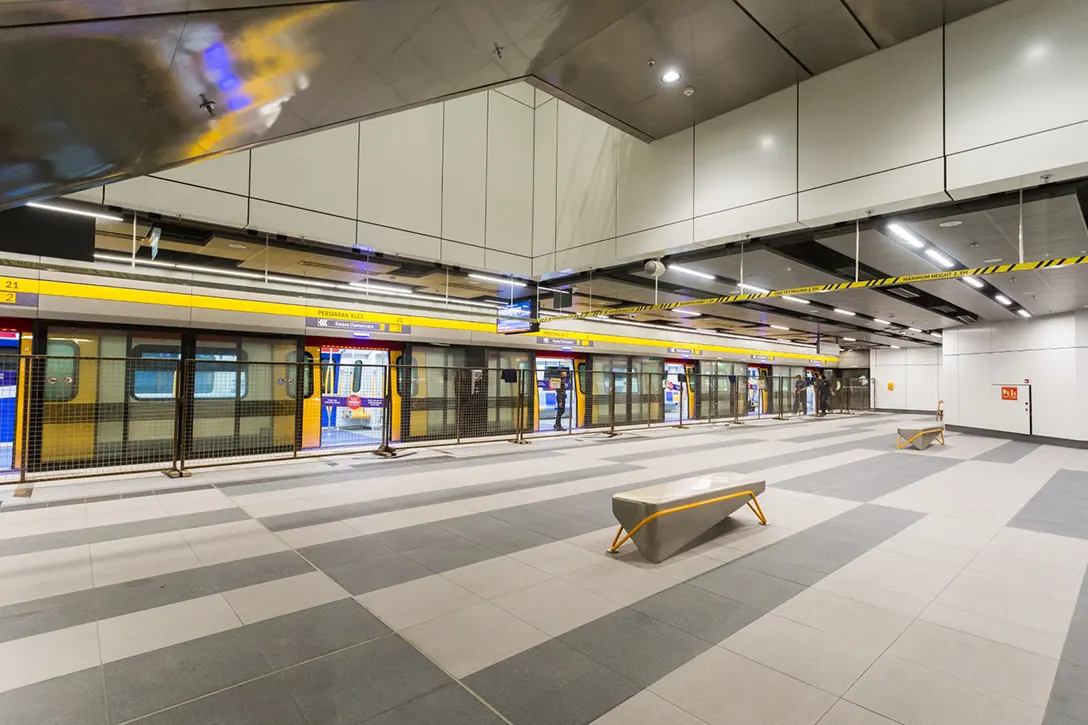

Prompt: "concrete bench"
[897,425,945,451]
[608,473,767,563]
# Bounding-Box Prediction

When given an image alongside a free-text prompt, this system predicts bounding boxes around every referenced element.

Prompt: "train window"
[283,351,314,400]
[351,360,363,394]
[576,362,586,395]
[43,340,79,402]
[194,350,248,399]
[130,349,180,400]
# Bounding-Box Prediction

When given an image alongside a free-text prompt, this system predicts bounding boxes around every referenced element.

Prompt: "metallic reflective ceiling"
[0,0,1009,209]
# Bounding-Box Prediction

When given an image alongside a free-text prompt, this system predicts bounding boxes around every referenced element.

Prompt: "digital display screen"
[497,299,539,334]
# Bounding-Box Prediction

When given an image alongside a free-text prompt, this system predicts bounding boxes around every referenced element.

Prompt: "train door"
[805,367,820,415]
[746,364,770,416]
[664,361,688,423]
[403,346,465,441]
[536,356,576,431]
[318,346,388,448]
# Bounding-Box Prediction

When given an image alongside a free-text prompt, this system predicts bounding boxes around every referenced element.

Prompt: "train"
[0,316,850,478]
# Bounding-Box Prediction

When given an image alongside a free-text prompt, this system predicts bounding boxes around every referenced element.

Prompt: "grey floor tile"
[1047,662,1088,723]
[1064,621,1088,670]
[95,567,217,621]
[1011,517,1088,541]
[832,503,923,533]
[689,565,805,611]
[973,440,1040,463]
[489,506,602,539]
[404,537,500,572]
[361,683,507,725]
[459,522,556,556]
[203,550,314,591]
[0,527,90,557]
[631,583,763,643]
[734,553,826,586]
[276,634,451,725]
[297,535,396,570]
[757,531,871,575]
[323,553,433,596]
[104,627,273,724]
[465,639,641,725]
[0,587,98,644]
[559,608,711,687]
[371,524,459,553]
[0,667,107,725]
[246,599,390,670]
[436,514,515,540]
[126,674,308,725]
[1041,712,1083,725]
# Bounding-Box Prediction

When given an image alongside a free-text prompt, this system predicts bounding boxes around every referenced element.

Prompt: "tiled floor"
[2,413,1088,724]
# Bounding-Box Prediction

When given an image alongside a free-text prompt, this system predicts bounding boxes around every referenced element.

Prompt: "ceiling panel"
[817,229,938,277]
[690,248,843,290]
[810,288,950,330]
[843,0,1008,47]
[737,0,877,74]
[912,278,1018,321]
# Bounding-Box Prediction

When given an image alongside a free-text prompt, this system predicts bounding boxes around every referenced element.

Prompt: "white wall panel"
[533,100,558,257]
[442,94,488,246]
[798,159,946,228]
[441,239,485,269]
[556,101,616,250]
[555,239,617,273]
[250,125,357,218]
[945,0,1088,154]
[616,127,693,236]
[533,253,556,278]
[105,177,248,228]
[798,29,943,191]
[356,221,440,262]
[614,221,694,262]
[496,82,536,108]
[486,91,534,257]
[63,187,105,204]
[695,88,797,217]
[946,121,1088,200]
[694,195,801,246]
[358,104,443,237]
[154,151,251,196]
[249,200,356,248]
[905,365,940,411]
[484,249,531,277]
[871,346,939,411]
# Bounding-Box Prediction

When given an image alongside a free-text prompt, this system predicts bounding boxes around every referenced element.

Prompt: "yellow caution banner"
[538,255,1083,322]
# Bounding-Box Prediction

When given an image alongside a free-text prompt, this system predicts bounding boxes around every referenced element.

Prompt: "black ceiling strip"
[837,0,881,50]
[729,0,814,77]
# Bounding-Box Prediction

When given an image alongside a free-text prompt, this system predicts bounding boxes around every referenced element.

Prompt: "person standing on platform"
[793,374,806,415]
[554,372,568,431]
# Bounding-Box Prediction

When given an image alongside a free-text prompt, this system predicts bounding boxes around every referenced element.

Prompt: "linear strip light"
[1017,309,1032,318]
[28,202,122,222]
[739,283,770,294]
[769,324,790,331]
[469,273,528,288]
[923,248,955,269]
[908,327,922,333]
[873,318,890,324]
[962,276,984,289]
[834,308,856,316]
[995,294,1012,306]
[93,252,176,269]
[781,296,810,305]
[886,223,925,249]
[346,281,414,295]
[667,265,716,281]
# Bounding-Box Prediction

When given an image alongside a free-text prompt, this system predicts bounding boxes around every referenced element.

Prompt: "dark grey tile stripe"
[259,462,642,532]
[0,550,314,645]
[464,504,923,725]
[0,483,217,512]
[1043,567,1088,724]
[1010,469,1088,541]
[604,437,761,463]
[0,507,250,558]
[775,452,961,502]
[972,439,1040,464]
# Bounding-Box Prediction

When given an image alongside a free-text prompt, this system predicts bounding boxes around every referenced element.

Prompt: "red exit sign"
[1001,386,1018,401]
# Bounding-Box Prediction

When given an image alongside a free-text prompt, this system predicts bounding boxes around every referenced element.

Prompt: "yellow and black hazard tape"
[534,255,1084,323]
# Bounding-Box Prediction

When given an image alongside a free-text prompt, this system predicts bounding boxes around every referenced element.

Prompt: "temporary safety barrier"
[531,255,1088,323]
[0,357,874,485]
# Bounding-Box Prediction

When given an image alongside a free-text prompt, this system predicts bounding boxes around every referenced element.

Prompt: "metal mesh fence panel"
[305,361,385,454]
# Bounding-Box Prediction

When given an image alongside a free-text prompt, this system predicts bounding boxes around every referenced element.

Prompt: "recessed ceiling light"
[1017,309,1032,318]
[668,264,715,280]
[939,220,963,228]
[995,294,1012,306]
[469,273,527,288]
[890,345,901,349]
[739,283,770,294]
[930,332,942,338]
[887,223,925,249]
[834,308,856,316]
[782,296,810,305]
[661,69,682,83]
[228,243,247,249]
[676,309,702,317]
[984,258,1003,264]
[908,327,922,333]
[843,337,856,341]
[873,318,890,324]
[924,248,955,268]
[962,276,984,288]
[770,324,790,331]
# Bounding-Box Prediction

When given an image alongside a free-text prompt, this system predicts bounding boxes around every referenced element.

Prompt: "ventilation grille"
[887,287,920,299]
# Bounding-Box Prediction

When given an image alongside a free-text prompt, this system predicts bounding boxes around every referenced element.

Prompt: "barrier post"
[732,378,744,425]
[511,368,529,445]
[455,368,462,445]
[374,362,396,457]
[17,357,31,484]
[608,371,617,437]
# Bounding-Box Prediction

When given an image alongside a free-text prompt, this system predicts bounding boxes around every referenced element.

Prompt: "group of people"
[793,372,834,416]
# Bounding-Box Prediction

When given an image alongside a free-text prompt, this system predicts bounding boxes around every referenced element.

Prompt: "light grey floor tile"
[358,575,482,631]
[246,598,389,670]
[275,634,452,725]
[492,578,622,637]
[126,674,308,725]
[589,690,707,725]
[817,700,900,725]
[560,607,711,687]
[632,583,763,643]
[323,552,433,596]
[440,556,553,600]
[361,683,507,725]
[222,571,347,624]
[0,667,107,725]
[465,639,642,725]
[103,627,272,724]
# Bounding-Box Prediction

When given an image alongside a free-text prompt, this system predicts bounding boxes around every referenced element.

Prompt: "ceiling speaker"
[644,260,665,277]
